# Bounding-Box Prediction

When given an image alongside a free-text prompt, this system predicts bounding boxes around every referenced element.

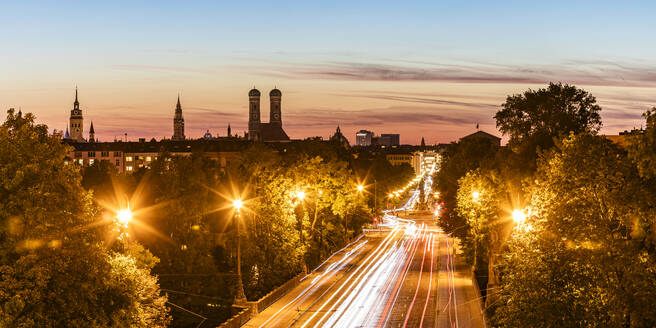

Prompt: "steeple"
[89,121,95,142]
[64,127,70,140]
[74,87,79,110]
[172,94,185,140]
[227,123,232,137]
[69,87,84,142]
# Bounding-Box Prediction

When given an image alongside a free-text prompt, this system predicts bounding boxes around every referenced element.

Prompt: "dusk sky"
[2,0,655,144]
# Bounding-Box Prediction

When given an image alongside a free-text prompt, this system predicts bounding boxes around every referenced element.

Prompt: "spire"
[176,94,181,109]
[89,121,95,133]
[227,123,232,137]
[336,125,341,133]
[17,107,22,118]
[74,87,79,109]
[64,127,70,139]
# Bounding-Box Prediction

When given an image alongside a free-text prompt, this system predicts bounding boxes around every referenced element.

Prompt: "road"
[243,218,486,328]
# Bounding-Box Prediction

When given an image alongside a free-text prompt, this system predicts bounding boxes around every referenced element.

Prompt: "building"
[247,88,290,142]
[380,134,400,147]
[88,121,96,142]
[65,139,250,173]
[172,95,185,140]
[459,130,501,147]
[68,88,85,142]
[329,125,350,148]
[356,130,374,146]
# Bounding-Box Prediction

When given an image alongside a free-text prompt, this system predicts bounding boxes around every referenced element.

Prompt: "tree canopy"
[0,109,169,327]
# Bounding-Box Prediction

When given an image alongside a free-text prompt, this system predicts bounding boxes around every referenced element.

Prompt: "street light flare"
[472,191,480,201]
[233,199,243,211]
[512,209,527,224]
[357,185,364,192]
[117,208,132,226]
[296,190,306,200]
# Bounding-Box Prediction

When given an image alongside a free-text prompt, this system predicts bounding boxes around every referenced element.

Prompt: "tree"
[435,137,499,237]
[494,83,602,170]
[628,107,656,180]
[493,133,656,327]
[0,109,169,327]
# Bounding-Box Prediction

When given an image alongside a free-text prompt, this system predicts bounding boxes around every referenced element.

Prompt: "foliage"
[435,137,499,238]
[628,107,656,180]
[494,82,602,170]
[0,109,169,327]
[493,133,656,327]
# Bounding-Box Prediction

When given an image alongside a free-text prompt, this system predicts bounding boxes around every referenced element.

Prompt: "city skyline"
[2,1,655,144]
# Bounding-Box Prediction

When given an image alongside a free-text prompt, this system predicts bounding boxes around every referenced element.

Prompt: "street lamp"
[357,184,364,192]
[116,208,132,228]
[232,198,247,304]
[512,209,527,224]
[472,191,481,201]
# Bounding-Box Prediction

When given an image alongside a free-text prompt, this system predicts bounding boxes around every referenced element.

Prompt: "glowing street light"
[116,208,133,226]
[232,199,243,212]
[357,184,364,192]
[296,190,306,201]
[232,197,247,304]
[512,209,527,224]
[472,191,481,201]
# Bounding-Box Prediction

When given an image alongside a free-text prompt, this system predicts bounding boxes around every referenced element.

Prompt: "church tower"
[269,88,282,127]
[172,95,185,140]
[248,88,261,141]
[88,121,95,142]
[69,88,85,142]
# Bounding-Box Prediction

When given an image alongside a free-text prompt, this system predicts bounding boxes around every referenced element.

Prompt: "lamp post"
[232,199,247,304]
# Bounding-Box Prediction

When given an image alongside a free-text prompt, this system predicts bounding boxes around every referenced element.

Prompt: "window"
[87,151,95,157]
[146,156,152,162]
[101,151,109,157]
[126,166,133,171]
[125,156,133,162]
[115,159,120,166]
[114,152,121,157]
[77,159,83,165]
[75,152,82,158]
[89,159,95,165]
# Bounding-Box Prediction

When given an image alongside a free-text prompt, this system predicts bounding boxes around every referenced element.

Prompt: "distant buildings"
[356,130,374,146]
[459,130,501,147]
[355,130,400,147]
[330,126,350,148]
[380,134,400,147]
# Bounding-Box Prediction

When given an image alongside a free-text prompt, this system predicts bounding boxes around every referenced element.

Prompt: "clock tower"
[69,88,85,142]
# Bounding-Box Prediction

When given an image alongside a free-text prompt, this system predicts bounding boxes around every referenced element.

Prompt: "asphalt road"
[243,218,486,328]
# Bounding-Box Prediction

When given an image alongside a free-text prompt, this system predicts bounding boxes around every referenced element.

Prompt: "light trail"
[256,240,368,328]
[375,225,426,328]
[296,226,403,328]
[402,231,430,328]
[419,233,435,328]
[308,227,413,328]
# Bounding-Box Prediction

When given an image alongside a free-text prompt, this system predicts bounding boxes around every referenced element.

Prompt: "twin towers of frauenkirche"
[67,88,288,142]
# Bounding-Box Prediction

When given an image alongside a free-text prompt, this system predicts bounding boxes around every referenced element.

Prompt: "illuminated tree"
[494,133,656,327]
[0,109,169,327]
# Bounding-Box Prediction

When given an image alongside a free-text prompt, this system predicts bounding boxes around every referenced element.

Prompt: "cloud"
[259,60,656,87]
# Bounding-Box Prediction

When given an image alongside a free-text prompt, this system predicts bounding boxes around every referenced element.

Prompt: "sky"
[1,0,655,144]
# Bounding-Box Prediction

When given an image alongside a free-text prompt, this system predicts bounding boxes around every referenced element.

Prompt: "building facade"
[356,130,374,146]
